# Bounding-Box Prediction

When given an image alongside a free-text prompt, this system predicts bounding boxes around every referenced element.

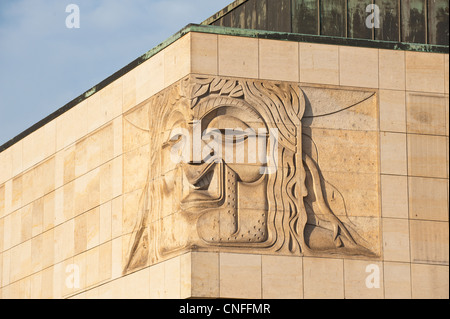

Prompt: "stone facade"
[0,30,448,299]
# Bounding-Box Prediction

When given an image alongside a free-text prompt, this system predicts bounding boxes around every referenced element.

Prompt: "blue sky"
[0,0,232,145]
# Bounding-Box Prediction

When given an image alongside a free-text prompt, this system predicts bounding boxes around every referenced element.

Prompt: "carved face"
[159,101,272,246]
[124,77,308,271]
[124,76,376,274]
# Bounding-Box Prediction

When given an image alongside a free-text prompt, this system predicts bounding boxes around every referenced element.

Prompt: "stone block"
[165,34,191,87]
[303,257,344,299]
[220,253,262,299]
[379,90,406,133]
[411,263,449,299]
[191,32,218,75]
[406,52,445,93]
[300,43,339,85]
[383,262,411,299]
[218,35,258,78]
[379,49,405,90]
[410,220,449,265]
[344,259,384,299]
[382,218,410,262]
[409,177,448,221]
[380,132,407,175]
[407,93,447,135]
[262,255,303,299]
[381,175,408,219]
[339,46,378,88]
[259,39,299,82]
[407,134,447,178]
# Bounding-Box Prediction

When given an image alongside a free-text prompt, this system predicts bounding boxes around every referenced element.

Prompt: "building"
[0,0,448,299]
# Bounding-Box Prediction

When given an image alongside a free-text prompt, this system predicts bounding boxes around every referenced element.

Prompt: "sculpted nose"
[182,160,218,186]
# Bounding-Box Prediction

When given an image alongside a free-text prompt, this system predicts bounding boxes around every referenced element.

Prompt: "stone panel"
[411,263,449,299]
[407,134,447,178]
[383,262,411,299]
[303,257,344,299]
[18,156,55,208]
[300,43,339,85]
[344,259,384,299]
[380,132,407,175]
[87,79,122,133]
[149,262,164,299]
[123,51,164,112]
[0,149,12,185]
[11,141,23,178]
[53,219,74,264]
[191,32,218,75]
[262,255,303,299]
[0,218,3,252]
[410,220,449,265]
[188,252,220,299]
[379,50,405,90]
[381,175,408,219]
[22,122,56,171]
[382,218,410,262]
[445,55,449,95]
[165,34,191,87]
[2,250,10,287]
[218,35,259,78]
[56,100,89,151]
[409,177,448,221]
[10,240,32,283]
[0,185,4,221]
[302,86,378,131]
[339,46,379,88]
[406,93,447,135]
[259,39,299,82]
[406,52,445,93]
[379,90,406,133]
[220,253,262,299]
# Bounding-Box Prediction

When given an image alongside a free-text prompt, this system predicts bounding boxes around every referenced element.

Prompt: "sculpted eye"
[222,129,250,143]
[162,132,185,149]
[170,133,184,143]
[208,115,250,131]
[208,115,256,143]
[162,116,189,149]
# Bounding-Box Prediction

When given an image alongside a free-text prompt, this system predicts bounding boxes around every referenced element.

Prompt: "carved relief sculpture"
[124,75,377,274]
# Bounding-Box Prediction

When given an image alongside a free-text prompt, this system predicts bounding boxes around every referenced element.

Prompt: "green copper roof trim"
[1,23,448,153]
